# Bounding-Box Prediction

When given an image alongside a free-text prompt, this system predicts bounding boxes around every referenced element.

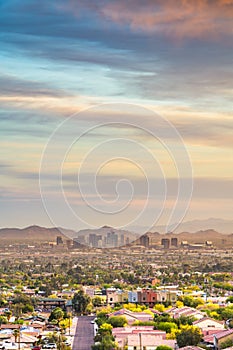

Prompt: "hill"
[153,218,233,235]
[0,225,232,249]
[0,225,73,245]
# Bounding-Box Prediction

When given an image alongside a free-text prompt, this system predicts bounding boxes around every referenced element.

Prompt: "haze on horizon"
[0,0,232,231]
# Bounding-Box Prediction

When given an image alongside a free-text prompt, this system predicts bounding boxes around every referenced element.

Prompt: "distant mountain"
[0,225,139,247]
[0,225,73,245]
[153,218,233,235]
[0,223,232,249]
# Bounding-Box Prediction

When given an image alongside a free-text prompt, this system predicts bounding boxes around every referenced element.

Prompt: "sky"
[0,0,232,233]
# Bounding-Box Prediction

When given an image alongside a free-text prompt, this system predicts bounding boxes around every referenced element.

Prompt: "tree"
[156,346,173,350]
[0,316,8,324]
[4,310,12,321]
[22,304,34,313]
[108,316,127,328]
[182,296,201,308]
[93,323,117,350]
[13,303,23,319]
[72,290,90,314]
[176,326,202,347]
[92,334,116,350]
[156,322,178,333]
[220,307,233,320]
[220,338,233,349]
[49,307,64,323]
[92,296,103,307]
[13,328,20,343]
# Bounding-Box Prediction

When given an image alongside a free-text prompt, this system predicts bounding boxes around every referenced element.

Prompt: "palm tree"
[12,328,20,350]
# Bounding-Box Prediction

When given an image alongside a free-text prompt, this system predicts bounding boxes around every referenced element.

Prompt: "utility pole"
[68,313,71,336]
[139,332,142,350]
[18,325,20,350]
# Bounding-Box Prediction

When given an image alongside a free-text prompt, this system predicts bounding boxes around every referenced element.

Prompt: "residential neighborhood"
[0,243,233,350]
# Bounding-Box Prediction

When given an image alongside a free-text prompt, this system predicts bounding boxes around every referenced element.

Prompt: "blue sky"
[0,0,232,232]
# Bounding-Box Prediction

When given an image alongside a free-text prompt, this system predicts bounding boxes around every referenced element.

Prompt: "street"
[72,316,95,350]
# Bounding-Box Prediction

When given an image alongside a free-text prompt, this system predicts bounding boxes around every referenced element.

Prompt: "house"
[37,298,66,311]
[127,333,176,350]
[137,289,158,305]
[117,291,128,304]
[203,329,233,350]
[106,288,120,306]
[168,307,205,320]
[156,290,178,304]
[193,317,225,333]
[112,326,167,349]
[109,309,154,325]
[128,291,138,304]
[179,347,204,350]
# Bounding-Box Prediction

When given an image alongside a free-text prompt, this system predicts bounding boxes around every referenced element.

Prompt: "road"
[72,316,95,350]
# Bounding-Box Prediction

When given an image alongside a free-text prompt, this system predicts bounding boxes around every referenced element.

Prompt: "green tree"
[22,304,34,313]
[108,316,127,328]
[156,322,178,333]
[49,307,64,323]
[12,329,20,343]
[220,307,233,320]
[92,334,116,350]
[220,338,233,349]
[182,296,200,308]
[0,316,8,324]
[176,327,202,347]
[92,323,117,350]
[156,346,173,350]
[92,296,103,307]
[72,290,90,314]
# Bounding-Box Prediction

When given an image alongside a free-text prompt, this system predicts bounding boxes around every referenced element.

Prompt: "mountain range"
[153,218,233,235]
[0,218,232,248]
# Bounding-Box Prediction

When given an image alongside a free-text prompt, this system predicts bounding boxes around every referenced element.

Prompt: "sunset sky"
[0,0,232,232]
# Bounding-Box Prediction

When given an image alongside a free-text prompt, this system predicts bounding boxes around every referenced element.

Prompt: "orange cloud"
[99,0,233,41]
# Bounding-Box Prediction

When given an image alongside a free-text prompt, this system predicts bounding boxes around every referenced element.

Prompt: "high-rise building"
[88,234,102,248]
[140,235,149,247]
[120,234,125,246]
[161,238,170,249]
[56,236,63,245]
[171,237,178,247]
[106,231,118,247]
[89,234,99,248]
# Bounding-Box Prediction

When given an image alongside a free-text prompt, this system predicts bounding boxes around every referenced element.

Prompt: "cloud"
[98,0,233,41]
[0,75,66,98]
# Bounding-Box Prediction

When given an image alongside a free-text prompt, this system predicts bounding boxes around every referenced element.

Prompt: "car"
[0,343,5,350]
[32,346,41,350]
[63,341,71,346]
[3,343,18,350]
[45,344,57,349]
